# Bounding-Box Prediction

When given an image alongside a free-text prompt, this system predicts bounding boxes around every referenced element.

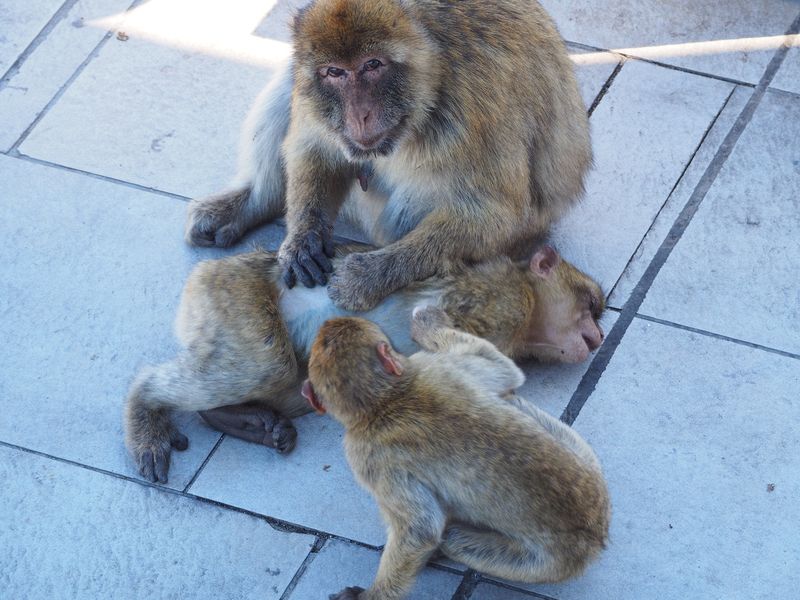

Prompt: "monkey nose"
[583,331,602,351]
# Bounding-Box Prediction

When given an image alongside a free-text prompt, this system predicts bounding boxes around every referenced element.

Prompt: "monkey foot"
[329,586,364,600]
[199,405,297,454]
[134,429,189,484]
[184,188,250,248]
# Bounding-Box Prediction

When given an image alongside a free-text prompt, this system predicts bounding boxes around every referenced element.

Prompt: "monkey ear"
[376,342,404,376]
[530,245,560,278]
[301,379,326,415]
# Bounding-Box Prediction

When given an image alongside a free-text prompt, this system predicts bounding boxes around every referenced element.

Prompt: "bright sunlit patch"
[571,33,800,66]
[89,0,291,68]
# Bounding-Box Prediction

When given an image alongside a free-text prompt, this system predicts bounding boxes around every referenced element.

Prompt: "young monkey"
[304,309,610,600]
[125,245,605,483]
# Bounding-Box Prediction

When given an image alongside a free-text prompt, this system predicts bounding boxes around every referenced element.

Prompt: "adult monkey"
[186,0,591,311]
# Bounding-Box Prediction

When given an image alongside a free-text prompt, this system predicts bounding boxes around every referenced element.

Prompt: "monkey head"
[292,0,440,160]
[523,246,606,364]
[304,317,407,423]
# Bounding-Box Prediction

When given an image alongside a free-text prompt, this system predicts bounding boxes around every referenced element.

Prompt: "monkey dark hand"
[278,229,335,288]
[327,251,396,311]
[328,586,364,600]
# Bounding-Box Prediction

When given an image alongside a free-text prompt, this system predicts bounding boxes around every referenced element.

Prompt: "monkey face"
[315,57,412,159]
[525,247,606,364]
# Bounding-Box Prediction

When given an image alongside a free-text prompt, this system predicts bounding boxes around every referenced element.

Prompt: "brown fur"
[185,0,591,312]
[309,313,610,600]
[124,246,604,483]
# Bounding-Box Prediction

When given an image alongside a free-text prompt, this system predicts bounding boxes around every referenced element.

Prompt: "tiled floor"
[1,1,798,599]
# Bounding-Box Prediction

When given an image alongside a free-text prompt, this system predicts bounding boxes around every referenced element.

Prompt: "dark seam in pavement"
[9,0,143,153]
[634,314,800,361]
[0,0,79,91]
[564,40,762,88]
[560,11,800,427]
[182,433,226,493]
[451,570,480,600]
[8,153,190,200]
[606,85,736,302]
[587,59,625,117]
[279,537,326,600]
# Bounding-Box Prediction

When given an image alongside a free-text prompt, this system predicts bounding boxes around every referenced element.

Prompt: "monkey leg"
[508,396,601,472]
[185,60,292,248]
[199,404,297,454]
[440,524,567,584]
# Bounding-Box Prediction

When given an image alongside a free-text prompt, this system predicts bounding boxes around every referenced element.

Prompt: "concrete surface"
[1,1,798,599]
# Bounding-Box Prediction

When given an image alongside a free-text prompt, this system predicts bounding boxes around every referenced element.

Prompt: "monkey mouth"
[344,117,407,159]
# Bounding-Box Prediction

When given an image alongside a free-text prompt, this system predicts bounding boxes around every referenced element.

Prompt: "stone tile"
[0,154,284,490]
[254,0,308,43]
[190,413,387,545]
[550,60,733,298]
[288,539,462,600]
[0,0,129,151]
[0,445,315,599]
[516,310,619,418]
[608,86,751,307]
[0,0,63,74]
[20,0,289,197]
[640,90,800,354]
[771,47,800,95]
[496,318,800,600]
[540,0,799,83]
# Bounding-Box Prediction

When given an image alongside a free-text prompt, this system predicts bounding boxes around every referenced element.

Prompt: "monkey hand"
[327,251,394,311]
[328,586,365,600]
[411,305,454,351]
[279,228,335,288]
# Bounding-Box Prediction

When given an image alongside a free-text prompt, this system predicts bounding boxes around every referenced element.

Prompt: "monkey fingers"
[328,586,364,600]
[327,251,392,311]
[199,406,297,453]
[282,230,334,288]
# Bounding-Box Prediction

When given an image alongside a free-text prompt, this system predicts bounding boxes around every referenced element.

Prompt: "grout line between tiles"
[587,59,625,117]
[280,536,326,600]
[474,577,561,600]
[606,85,737,302]
[451,570,481,600]
[182,432,226,493]
[559,11,800,426]
[634,314,800,361]
[0,0,80,91]
[7,152,190,200]
[0,439,384,550]
[564,39,760,88]
[9,0,143,153]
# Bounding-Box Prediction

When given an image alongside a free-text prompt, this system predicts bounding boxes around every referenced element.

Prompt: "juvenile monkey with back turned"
[305,309,610,600]
[124,245,605,483]
[186,0,591,311]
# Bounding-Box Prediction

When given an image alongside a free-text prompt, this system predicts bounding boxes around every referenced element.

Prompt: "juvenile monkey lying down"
[124,245,605,483]
[304,309,610,600]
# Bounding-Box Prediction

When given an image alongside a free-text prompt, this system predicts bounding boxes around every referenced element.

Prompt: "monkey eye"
[363,59,383,71]
[323,66,346,78]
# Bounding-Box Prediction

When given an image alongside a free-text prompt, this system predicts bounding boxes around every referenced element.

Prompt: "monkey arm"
[279,144,352,288]
[328,201,523,311]
[411,306,525,394]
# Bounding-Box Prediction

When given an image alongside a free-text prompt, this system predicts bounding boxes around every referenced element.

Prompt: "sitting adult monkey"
[185,0,591,311]
[304,309,610,600]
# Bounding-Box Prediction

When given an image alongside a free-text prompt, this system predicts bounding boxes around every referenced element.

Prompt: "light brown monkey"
[185,0,591,311]
[124,245,604,483]
[304,310,610,600]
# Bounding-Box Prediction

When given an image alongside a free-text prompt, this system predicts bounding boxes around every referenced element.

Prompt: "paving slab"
[20,0,287,198]
[471,582,545,600]
[0,444,315,599]
[0,154,284,490]
[566,45,620,111]
[540,0,799,84]
[771,47,800,94]
[550,60,733,298]
[288,539,462,600]
[640,89,800,355]
[0,0,64,74]
[0,0,130,151]
[608,85,751,306]
[495,318,800,600]
[189,412,386,545]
